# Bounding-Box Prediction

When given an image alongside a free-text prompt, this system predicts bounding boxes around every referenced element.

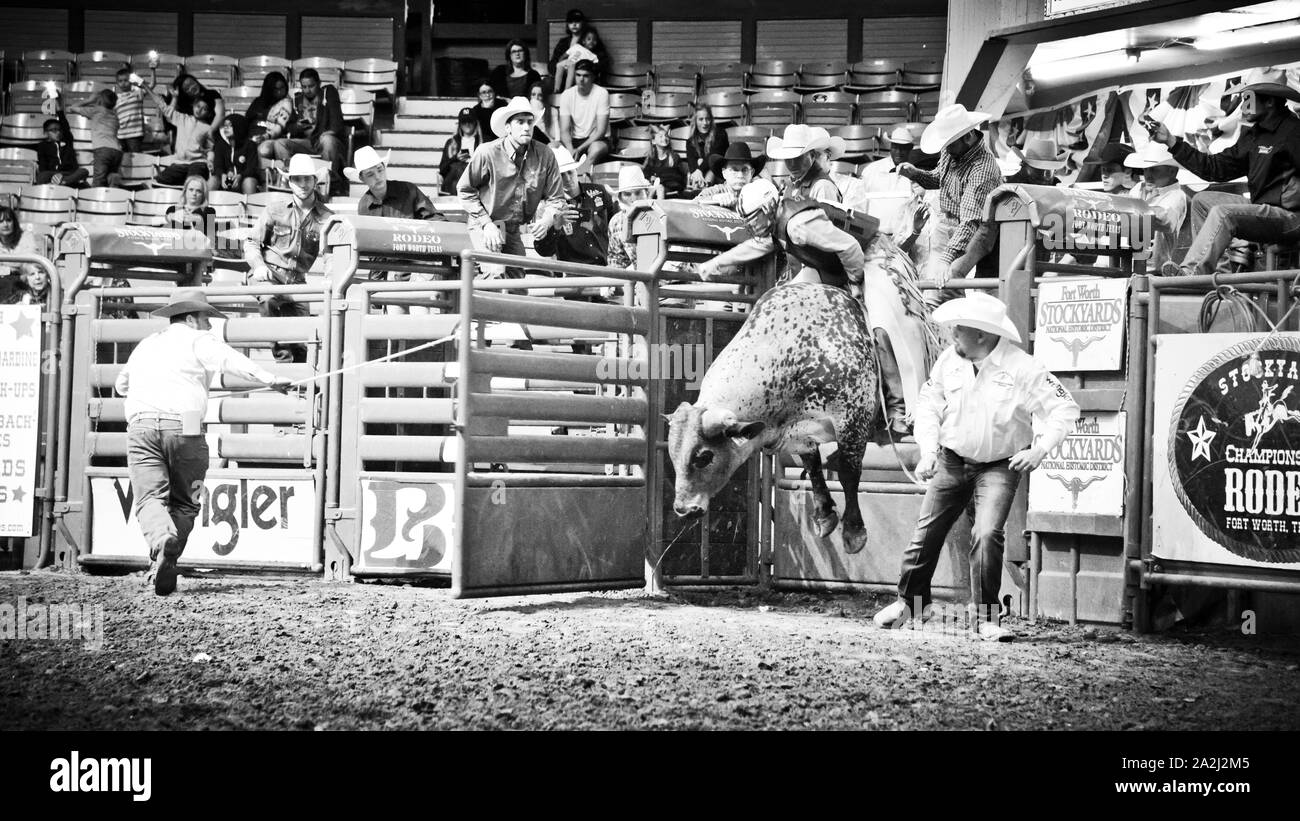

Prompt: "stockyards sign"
[1029,412,1126,516]
[1153,333,1300,569]
[1034,278,1128,371]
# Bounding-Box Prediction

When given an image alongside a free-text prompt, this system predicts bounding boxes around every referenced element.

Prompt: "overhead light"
[1195,20,1300,50]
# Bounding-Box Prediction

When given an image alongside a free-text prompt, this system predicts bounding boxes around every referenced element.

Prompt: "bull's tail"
[869,233,945,375]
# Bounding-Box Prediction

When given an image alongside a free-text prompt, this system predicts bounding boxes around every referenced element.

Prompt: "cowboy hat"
[996,153,1023,177]
[885,125,915,146]
[490,96,537,137]
[738,178,780,216]
[1226,67,1300,103]
[931,291,1021,343]
[1095,143,1134,166]
[1124,141,1179,169]
[615,165,653,194]
[344,145,391,182]
[919,104,992,154]
[1019,137,1067,170]
[551,145,581,173]
[709,141,766,175]
[152,287,227,319]
[1209,113,1242,154]
[766,123,845,161]
[286,153,320,178]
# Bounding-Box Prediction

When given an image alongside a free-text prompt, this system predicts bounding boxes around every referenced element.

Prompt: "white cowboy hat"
[1124,141,1179,169]
[344,145,391,182]
[1019,136,1067,170]
[766,123,845,161]
[1227,67,1300,103]
[490,96,536,138]
[615,165,653,194]
[1209,113,1241,154]
[885,125,915,146]
[286,153,320,178]
[920,103,992,154]
[996,153,1023,177]
[551,145,580,173]
[931,291,1022,343]
[738,178,780,216]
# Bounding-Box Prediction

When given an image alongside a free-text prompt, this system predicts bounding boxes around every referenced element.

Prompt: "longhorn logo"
[1045,473,1106,510]
[1051,335,1106,367]
[708,224,745,241]
[135,239,170,256]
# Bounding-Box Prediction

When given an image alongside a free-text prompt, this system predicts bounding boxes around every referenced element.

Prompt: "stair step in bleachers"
[383,148,441,167]
[376,131,448,149]
[397,97,473,118]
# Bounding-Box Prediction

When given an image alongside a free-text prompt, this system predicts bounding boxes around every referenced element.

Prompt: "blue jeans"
[127,418,209,560]
[1181,192,1300,276]
[897,446,1021,611]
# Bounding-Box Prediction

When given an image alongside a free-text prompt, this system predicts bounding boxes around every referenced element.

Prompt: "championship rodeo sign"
[1152,333,1300,569]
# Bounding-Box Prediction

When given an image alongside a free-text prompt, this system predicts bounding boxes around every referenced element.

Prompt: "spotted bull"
[666,282,878,553]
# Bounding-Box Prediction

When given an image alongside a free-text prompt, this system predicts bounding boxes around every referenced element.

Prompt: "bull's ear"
[727,420,766,441]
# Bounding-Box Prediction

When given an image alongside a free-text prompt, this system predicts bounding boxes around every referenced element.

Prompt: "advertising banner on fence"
[1034,278,1128,371]
[1029,412,1126,516]
[89,471,316,565]
[0,305,41,537]
[358,477,455,572]
[1152,333,1300,569]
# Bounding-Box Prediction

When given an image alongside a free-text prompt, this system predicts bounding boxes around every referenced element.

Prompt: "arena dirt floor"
[2,569,1298,731]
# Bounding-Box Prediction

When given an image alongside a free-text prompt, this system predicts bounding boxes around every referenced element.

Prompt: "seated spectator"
[0,206,45,295]
[472,80,506,140]
[643,123,689,197]
[1123,142,1189,273]
[528,82,554,145]
[607,165,655,269]
[537,145,615,267]
[165,174,217,233]
[548,8,587,81]
[685,104,729,191]
[258,68,347,197]
[492,40,542,101]
[695,142,764,209]
[213,113,259,196]
[556,24,608,91]
[1096,143,1137,195]
[66,89,123,188]
[141,80,213,185]
[159,71,226,146]
[558,60,610,169]
[893,148,940,269]
[1005,137,1066,186]
[440,108,482,195]
[245,72,292,146]
[35,108,89,188]
[114,68,146,153]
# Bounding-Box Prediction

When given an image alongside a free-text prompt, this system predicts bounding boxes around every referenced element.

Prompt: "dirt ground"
[2,569,1298,731]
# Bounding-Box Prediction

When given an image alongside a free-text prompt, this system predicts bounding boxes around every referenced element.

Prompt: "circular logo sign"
[1169,336,1300,563]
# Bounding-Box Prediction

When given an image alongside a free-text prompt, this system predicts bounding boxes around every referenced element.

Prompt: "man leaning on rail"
[115,289,291,596]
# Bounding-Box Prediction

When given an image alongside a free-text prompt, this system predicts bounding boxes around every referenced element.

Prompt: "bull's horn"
[700,407,737,439]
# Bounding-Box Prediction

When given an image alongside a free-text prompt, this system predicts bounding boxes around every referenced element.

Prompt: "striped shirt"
[908,141,1003,265]
[115,88,145,140]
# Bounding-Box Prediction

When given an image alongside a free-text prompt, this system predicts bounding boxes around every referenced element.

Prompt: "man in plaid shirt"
[898,104,1003,295]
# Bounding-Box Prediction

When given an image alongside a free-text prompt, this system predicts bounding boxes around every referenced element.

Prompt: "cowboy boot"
[874,328,911,438]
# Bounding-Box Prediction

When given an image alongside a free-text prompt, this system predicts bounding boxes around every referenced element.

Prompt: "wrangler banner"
[1152,333,1300,569]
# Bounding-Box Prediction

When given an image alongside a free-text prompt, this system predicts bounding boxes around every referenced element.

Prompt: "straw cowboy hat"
[551,145,581,173]
[931,291,1021,343]
[490,96,536,137]
[1124,141,1180,169]
[766,124,846,161]
[1227,67,1300,103]
[615,165,654,194]
[152,288,227,319]
[885,125,915,146]
[344,145,391,182]
[1018,137,1067,170]
[920,103,992,154]
[709,141,766,175]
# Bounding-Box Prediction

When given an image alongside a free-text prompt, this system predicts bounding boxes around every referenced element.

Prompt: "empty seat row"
[609,89,939,128]
[609,123,908,165]
[603,59,942,97]
[0,182,295,229]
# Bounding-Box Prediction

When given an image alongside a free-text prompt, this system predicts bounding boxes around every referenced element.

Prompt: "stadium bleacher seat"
[897,60,942,93]
[1,114,47,146]
[611,125,652,160]
[609,92,642,124]
[637,93,693,124]
[292,57,344,88]
[0,182,24,209]
[130,52,183,85]
[0,148,37,185]
[669,125,690,155]
[831,125,882,161]
[344,58,398,99]
[118,153,157,190]
[914,90,940,122]
[795,61,849,94]
[604,63,653,94]
[22,50,75,83]
[844,59,903,93]
[76,52,129,84]
[801,91,856,127]
[128,187,180,226]
[698,90,745,125]
[726,125,774,154]
[185,54,239,89]
[654,63,700,97]
[221,86,262,110]
[856,90,913,128]
[744,60,799,93]
[699,62,746,95]
[239,56,293,88]
[64,81,107,108]
[19,184,76,226]
[76,186,131,224]
[8,81,52,115]
[590,161,634,189]
[745,90,801,128]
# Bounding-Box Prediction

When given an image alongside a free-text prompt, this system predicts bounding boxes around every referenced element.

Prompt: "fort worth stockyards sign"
[1164,335,1300,565]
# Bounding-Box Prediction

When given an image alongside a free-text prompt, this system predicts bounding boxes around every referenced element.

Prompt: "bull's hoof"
[842,525,869,555]
[813,509,839,538]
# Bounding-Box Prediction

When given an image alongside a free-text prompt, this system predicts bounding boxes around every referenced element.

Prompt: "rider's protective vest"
[774,196,880,290]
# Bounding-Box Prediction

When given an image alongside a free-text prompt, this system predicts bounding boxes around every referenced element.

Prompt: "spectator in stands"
[894,149,940,270]
[245,72,291,146]
[457,96,565,278]
[558,60,610,170]
[353,146,444,221]
[159,71,226,144]
[685,104,729,191]
[35,109,89,188]
[114,68,146,153]
[472,80,506,140]
[213,113,259,196]
[492,40,543,101]
[66,89,123,188]
[0,206,44,288]
[548,8,587,81]
[896,104,1003,288]
[1151,68,1300,278]
[1095,143,1137,195]
[440,108,482,195]
[528,82,554,145]
[261,68,348,197]
[858,126,916,232]
[643,123,689,198]
[165,174,217,237]
[694,142,764,210]
[554,23,607,92]
[141,79,212,185]
[1122,142,1189,274]
[606,165,655,270]
[1004,137,1065,187]
[767,124,843,203]
[245,153,334,362]
[541,145,615,267]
